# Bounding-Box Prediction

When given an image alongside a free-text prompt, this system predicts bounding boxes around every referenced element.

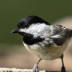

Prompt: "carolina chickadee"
[11,16,72,72]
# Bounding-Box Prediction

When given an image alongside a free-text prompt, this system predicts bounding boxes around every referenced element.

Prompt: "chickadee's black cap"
[17,15,50,28]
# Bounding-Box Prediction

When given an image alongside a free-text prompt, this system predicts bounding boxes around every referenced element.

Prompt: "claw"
[33,64,39,72]
[61,66,66,72]
[33,59,42,72]
[61,54,66,72]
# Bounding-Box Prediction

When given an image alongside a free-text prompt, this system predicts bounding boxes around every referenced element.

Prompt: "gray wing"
[49,25,72,46]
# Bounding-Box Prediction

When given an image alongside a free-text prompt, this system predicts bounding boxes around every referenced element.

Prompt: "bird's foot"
[33,64,39,72]
[61,66,66,72]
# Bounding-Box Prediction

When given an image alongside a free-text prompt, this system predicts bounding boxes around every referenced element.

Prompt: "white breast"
[23,38,69,60]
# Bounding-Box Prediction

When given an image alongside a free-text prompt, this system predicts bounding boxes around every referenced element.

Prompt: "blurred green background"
[0,0,72,44]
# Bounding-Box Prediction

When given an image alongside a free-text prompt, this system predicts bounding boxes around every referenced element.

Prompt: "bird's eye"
[25,24,29,27]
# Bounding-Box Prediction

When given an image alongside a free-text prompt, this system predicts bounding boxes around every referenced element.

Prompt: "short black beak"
[11,29,19,33]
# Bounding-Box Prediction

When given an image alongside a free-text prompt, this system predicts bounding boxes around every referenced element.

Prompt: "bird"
[11,15,72,72]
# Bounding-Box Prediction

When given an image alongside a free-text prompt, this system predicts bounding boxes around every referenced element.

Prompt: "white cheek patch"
[19,23,50,38]
[20,28,26,32]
